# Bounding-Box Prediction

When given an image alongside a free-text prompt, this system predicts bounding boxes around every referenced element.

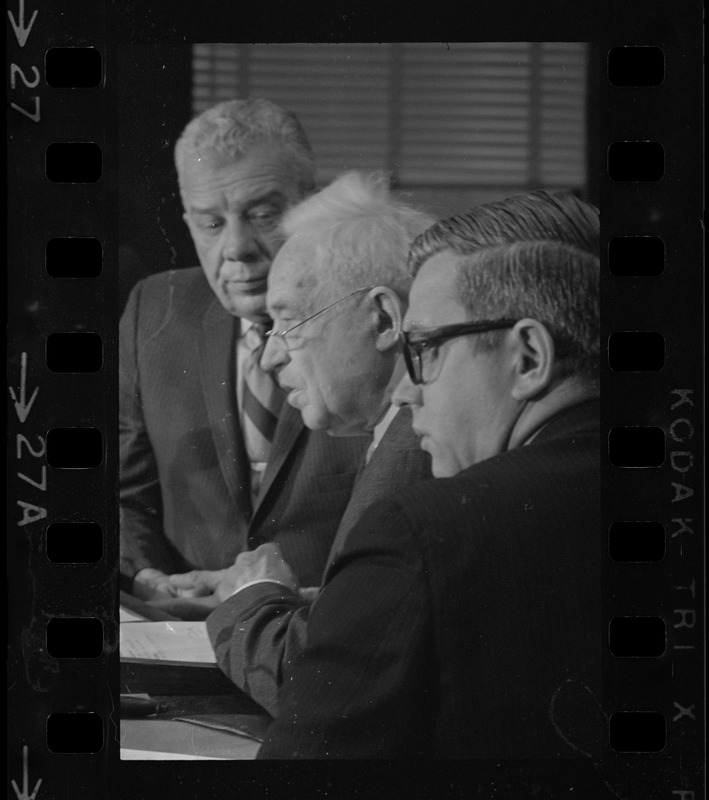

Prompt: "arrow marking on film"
[11,746,42,800]
[9,353,39,423]
[7,0,38,47]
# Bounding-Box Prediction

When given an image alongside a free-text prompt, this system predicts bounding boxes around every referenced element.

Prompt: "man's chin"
[289,401,369,437]
[295,405,330,432]
[324,419,371,438]
[326,428,369,438]
[285,390,305,412]
[219,292,268,320]
[430,457,459,479]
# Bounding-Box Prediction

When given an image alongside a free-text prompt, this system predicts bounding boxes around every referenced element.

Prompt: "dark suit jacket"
[206,407,432,715]
[120,268,367,586]
[257,400,602,760]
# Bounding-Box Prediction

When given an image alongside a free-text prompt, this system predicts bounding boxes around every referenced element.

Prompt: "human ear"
[369,287,404,352]
[509,319,555,400]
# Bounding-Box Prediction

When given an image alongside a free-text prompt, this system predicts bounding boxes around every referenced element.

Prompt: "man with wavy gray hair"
[120,99,366,614]
[199,170,434,712]
[255,192,605,776]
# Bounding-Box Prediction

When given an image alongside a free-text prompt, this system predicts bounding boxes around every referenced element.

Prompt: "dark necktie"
[241,323,284,464]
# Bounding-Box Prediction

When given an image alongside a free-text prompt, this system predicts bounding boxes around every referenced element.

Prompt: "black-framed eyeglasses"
[399,319,518,385]
[266,286,375,351]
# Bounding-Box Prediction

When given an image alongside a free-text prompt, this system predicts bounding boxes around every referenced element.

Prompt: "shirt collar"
[366,404,399,463]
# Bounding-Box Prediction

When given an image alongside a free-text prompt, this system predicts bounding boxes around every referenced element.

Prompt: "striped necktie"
[241,323,284,464]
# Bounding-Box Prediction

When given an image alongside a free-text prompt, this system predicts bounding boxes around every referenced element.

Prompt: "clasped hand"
[132,543,308,620]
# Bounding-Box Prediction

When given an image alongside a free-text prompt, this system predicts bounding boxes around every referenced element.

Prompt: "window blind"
[192,42,586,191]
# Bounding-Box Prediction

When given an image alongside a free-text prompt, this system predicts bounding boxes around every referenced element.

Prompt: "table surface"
[119,694,269,760]
[120,718,261,760]
[120,600,270,760]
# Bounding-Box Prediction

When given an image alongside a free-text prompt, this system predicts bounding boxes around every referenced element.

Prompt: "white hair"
[280,171,434,306]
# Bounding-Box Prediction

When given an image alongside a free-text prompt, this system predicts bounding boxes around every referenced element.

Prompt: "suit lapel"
[252,402,303,519]
[198,301,252,516]
[328,408,410,560]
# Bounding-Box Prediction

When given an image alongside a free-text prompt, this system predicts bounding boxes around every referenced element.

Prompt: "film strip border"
[6,6,703,799]
[7,1,118,795]
[598,39,704,800]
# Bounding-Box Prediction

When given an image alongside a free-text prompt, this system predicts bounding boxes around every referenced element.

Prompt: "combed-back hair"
[455,240,600,386]
[408,190,599,274]
[174,98,316,197]
[280,171,435,309]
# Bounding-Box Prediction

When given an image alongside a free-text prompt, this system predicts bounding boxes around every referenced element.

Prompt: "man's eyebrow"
[245,190,286,206]
[190,191,287,216]
[239,190,288,213]
[188,205,219,215]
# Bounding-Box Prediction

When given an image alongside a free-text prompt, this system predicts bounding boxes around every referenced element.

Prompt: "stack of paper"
[120,621,217,664]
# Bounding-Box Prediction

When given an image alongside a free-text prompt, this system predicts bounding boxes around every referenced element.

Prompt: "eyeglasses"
[266,286,375,350]
[399,319,518,385]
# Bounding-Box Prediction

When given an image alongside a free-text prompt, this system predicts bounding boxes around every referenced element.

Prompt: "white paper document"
[120,621,217,664]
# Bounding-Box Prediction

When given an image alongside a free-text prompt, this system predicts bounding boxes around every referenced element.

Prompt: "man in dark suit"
[120,99,366,608]
[250,193,604,768]
[188,171,434,712]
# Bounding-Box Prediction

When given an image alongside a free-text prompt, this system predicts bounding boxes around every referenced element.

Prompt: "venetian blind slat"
[249,44,388,179]
[401,43,531,185]
[191,42,586,190]
[539,43,586,186]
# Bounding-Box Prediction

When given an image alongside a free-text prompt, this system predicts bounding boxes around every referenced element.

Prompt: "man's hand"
[136,568,227,618]
[215,543,299,603]
[132,568,178,601]
[144,594,221,621]
[166,569,227,598]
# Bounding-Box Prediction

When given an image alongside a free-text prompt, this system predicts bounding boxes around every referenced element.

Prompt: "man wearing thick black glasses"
[257,191,605,779]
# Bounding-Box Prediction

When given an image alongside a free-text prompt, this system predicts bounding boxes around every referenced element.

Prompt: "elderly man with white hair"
[201,171,435,713]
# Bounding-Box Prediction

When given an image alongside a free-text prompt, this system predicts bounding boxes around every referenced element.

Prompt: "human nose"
[260,333,289,372]
[392,370,423,408]
[223,218,262,263]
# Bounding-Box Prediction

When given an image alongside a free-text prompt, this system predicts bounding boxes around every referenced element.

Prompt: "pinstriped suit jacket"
[257,400,602,759]
[206,407,432,715]
[119,268,367,587]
